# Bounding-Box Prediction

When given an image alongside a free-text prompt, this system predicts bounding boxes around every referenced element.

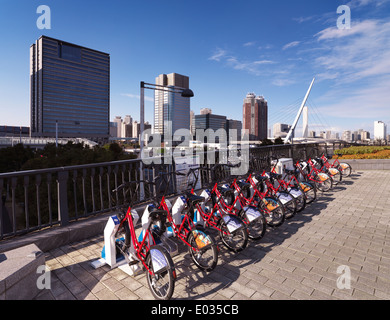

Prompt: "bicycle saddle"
[217,185,234,197]
[237,180,251,189]
[254,174,268,182]
[186,193,205,206]
[147,206,168,220]
[270,172,282,180]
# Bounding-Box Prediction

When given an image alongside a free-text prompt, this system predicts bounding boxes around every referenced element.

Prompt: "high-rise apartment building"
[342,130,352,142]
[154,73,191,140]
[273,123,291,138]
[374,121,387,140]
[30,36,110,141]
[243,93,268,141]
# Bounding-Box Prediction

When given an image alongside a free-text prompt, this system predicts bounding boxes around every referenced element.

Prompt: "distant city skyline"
[0,0,389,137]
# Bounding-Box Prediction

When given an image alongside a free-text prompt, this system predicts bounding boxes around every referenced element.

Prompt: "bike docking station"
[90,204,178,277]
[90,213,143,277]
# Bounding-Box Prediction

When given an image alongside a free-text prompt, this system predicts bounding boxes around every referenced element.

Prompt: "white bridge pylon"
[284,77,315,143]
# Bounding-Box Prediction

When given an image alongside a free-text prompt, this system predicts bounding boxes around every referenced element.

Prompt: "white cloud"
[307,17,390,129]
[272,79,296,87]
[346,0,390,8]
[243,41,256,47]
[282,41,300,50]
[314,19,390,83]
[208,48,227,62]
[293,16,315,23]
[253,60,275,65]
[315,77,390,119]
[121,93,154,102]
[315,19,377,41]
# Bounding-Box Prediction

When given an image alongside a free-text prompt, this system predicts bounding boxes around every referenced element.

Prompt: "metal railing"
[0,141,348,240]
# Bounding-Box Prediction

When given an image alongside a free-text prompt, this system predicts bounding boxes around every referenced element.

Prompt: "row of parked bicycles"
[109,151,352,300]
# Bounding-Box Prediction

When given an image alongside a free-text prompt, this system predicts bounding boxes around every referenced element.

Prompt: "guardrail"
[0,141,348,240]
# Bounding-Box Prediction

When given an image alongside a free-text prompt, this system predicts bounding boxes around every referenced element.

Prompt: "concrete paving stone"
[74,290,98,300]
[290,289,312,300]
[250,291,273,300]
[114,287,140,300]
[301,277,334,296]
[270,290,294,300]
[352,288,380,300]
[101,277,125,292]
[374,289,390,300]
[65,278,88,296]
[229,281,256,298]
[94,288,119,300]
[310,289,336,300]
[263,278,295,297]
[283,278,314,296]
[259,268,286,284]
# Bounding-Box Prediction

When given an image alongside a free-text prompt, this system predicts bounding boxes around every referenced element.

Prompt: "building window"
[59,43,81,63]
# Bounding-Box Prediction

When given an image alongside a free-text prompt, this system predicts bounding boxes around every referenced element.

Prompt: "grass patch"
[334,146,390,159]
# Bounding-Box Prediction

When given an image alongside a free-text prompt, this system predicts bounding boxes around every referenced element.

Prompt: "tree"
[274,137,284,145]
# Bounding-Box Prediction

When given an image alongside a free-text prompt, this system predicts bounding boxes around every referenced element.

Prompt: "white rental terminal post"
[90,212,142,276]
[271,158,294,175]
[91,205,178,276]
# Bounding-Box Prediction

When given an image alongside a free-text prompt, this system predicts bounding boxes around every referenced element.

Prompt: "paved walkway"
[35,170,390,300]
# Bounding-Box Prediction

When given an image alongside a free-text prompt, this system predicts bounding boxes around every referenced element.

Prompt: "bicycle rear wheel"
[278,191,297,219]
[239,206,266,240]
[145,245,176,300]
[218,214,248,252]
[299,182,316,204]
[187,227,218,272]
[260,197,285,227]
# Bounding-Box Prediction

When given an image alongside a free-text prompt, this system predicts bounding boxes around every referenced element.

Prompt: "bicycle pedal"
[128,260,139,266]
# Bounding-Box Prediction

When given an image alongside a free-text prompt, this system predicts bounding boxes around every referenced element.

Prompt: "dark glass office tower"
[30,36,110,141]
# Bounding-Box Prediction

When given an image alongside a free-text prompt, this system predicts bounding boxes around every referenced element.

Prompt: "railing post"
[57,171,69,227]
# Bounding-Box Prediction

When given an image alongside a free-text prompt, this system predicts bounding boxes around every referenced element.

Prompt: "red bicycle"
[296,159,333,192]
[244,172,286,227]
[321,153,352,178]
[111,181,176,300]
[185,165,249,252]
[152,169,219,272]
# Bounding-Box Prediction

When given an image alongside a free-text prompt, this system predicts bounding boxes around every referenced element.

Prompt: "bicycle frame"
[191,185,241,233]
[118,206,156,277]
[321,154,349,174]
[158,195,201,250]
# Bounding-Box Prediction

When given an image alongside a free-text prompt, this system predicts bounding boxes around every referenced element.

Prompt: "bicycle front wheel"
[187,227,218,272]
[339,163,352,177]
[218,214,248,252]
[315,173,333,192]
[145,245,176,300]
[328,168,342,185]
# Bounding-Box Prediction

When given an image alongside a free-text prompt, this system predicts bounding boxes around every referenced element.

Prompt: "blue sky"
[0,0,389,137]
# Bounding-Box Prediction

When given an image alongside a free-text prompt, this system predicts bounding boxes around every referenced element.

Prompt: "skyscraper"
[374,121,387,140]
[154,73,191,140]
[30,36,110,141]
[243,93,268,141]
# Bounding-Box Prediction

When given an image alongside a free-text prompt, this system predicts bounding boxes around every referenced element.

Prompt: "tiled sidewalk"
[36,170,390,300]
